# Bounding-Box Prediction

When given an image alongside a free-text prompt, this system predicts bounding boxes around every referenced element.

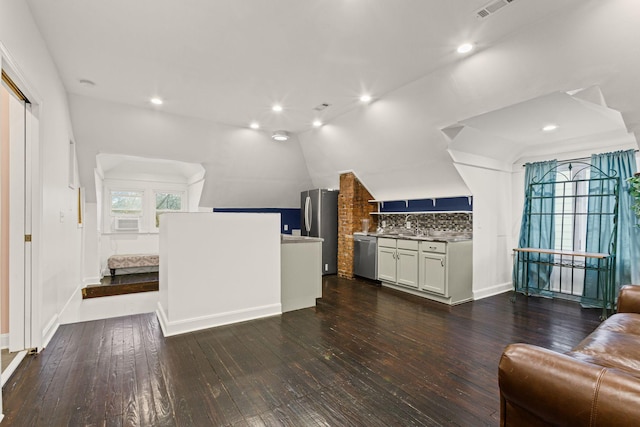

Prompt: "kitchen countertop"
[281,234,324,244]
[354,231,472,243]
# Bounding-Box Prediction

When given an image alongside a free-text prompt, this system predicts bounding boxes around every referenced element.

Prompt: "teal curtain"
[515,160,557,294]
[584,150,640,304]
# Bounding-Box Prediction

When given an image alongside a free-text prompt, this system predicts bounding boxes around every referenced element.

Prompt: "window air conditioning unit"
[114,217,140,231]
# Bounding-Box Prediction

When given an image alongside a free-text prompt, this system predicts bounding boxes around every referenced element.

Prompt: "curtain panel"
[584,150,640,303]
[515,160,557,293]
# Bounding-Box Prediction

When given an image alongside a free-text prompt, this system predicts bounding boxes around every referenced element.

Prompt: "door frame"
[1,42,42,353]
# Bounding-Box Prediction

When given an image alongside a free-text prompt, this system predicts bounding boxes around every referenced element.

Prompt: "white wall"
[82,202,100,285]
[452,162,513,299]
[0,1,82,346]
[69,94,314,208]
[157,213,281,336]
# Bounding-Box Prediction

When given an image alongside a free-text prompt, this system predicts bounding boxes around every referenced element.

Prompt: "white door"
[2,74,38,352]
[7,86,26,351]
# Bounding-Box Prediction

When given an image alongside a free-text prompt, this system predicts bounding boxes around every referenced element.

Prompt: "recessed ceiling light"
[542,124,559,132]
[360,95,372,103]
[272,104,283,112]
[250,122,260,129]
[272,130,290,141]
[457,43,474,54]
[150,97,163,105]
[312,120,323,127]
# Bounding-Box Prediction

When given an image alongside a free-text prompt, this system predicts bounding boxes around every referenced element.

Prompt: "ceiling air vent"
[313,103,331,112]
[476,0,516,19]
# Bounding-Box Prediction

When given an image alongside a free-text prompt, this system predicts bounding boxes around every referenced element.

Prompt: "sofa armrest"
[618,285,640,313]
[499,343,640,427]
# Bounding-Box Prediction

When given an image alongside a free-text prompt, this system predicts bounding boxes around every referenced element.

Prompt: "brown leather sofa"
[498,285,640,426]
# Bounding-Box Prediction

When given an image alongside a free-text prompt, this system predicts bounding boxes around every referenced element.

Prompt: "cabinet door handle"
[441,259,445,267]
[429,246,437,250]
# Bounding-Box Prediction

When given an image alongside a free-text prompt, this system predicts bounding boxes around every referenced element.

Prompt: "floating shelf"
[370,211,472,215]
[368,196,473,214]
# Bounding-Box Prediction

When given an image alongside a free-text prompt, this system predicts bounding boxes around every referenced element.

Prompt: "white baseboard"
[42,314,60,349]
[83,276,101,286]
[473,282,513,300]
[156,302,282,337]
[0,333,7,349]
[1,350,27,387]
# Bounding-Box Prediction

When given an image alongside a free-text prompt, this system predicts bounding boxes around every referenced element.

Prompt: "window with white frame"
[110,190,144,217]
[155,191,184,227]
[552,164,590,252]
[550,163,590,294]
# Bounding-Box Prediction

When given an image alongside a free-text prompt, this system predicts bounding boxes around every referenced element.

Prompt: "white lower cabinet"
[377,237,472,305]
[397,248,418,288]
[376,238,418,288]
[419,252,445,294]
[377,245,398,282]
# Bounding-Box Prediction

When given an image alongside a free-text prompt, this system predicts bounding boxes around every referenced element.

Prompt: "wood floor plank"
[122,318,140,427]
[183,331,244,425]
[2,276,602,426]
[106,316,125,424]
[158,334,201,426]
[138,313,174,426]
[67,318,110,427]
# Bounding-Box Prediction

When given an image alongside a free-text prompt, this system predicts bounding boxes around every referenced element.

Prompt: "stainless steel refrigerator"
[300,189,339,275]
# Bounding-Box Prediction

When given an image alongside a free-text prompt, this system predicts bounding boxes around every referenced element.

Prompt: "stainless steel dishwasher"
[353,234,378,281]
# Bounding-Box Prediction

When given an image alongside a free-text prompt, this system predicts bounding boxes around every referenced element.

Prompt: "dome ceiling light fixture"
[271,130,290,141]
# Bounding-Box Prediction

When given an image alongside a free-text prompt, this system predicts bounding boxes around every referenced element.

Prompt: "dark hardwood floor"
[2,276,601,426]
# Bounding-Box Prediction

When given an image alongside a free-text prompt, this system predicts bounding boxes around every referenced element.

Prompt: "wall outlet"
[325,264,329,271]
[284,224,288,231]
[382,220,386,227]
[406,221,411,229]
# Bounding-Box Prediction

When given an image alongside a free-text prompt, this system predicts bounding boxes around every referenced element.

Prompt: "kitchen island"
[156,213,324,337]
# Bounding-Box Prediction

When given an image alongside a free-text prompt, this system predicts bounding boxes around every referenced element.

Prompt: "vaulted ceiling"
[26,0,583,135]
[23,0,640,206]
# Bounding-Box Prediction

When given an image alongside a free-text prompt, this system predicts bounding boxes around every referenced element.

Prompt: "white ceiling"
[25,0,584,135]
[461,90,626,145]
[447,88,633,164]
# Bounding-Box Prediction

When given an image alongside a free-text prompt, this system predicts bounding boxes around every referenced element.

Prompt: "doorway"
[0,68,37,385]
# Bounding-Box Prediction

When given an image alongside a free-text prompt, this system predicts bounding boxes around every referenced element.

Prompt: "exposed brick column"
[338,172,378,279]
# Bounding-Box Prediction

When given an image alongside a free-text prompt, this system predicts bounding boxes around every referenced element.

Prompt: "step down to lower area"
[82,273,159,299]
